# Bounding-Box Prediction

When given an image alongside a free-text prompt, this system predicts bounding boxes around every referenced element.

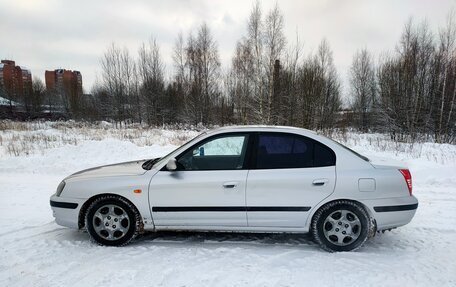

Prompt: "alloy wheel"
[92,204,131,241]
[322,209,361,246]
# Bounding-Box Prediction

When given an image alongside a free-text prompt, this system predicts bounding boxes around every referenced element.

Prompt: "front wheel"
[312,200,374,252]
[85,195,140,246]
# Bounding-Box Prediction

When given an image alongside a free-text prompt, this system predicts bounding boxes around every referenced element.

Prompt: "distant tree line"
[1,2,455,143]
[350,17,456,143]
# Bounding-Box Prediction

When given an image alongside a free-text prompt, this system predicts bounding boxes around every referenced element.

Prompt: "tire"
[85,195,141,246]
[312,200,374,252]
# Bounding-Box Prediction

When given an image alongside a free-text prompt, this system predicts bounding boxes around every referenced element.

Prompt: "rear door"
[246,132,336,227]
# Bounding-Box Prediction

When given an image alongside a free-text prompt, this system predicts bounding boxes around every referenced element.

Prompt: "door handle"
[223,182,238,189]
[312,179,329,186]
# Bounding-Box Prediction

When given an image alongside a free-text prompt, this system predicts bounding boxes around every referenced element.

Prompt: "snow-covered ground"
[0,121,455,286]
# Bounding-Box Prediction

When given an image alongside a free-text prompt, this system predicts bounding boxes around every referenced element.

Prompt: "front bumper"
[50,194,86,229]
[360,195,418,230]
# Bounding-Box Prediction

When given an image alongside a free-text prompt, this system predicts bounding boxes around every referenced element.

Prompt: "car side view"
[50,126,418,252]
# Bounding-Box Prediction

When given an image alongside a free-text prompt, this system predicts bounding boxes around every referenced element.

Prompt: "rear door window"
[255,133,335,169]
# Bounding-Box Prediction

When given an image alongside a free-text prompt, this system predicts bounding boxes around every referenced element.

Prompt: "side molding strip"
[152,206,311,212]
[247,206,311,212]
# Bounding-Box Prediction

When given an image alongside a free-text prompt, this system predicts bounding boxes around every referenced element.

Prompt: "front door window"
[177,134,249,170]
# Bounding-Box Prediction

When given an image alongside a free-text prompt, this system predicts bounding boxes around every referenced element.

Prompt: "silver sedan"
[50,126,418,252]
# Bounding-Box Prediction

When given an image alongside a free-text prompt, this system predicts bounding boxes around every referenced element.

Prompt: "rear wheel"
[85,195,140,246]
[312,200,373,252]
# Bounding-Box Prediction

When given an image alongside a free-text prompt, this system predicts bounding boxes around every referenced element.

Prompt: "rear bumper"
[50,194,86,229]
[360,196,418,230]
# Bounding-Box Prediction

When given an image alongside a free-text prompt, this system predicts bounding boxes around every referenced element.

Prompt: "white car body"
[50,126,418,245]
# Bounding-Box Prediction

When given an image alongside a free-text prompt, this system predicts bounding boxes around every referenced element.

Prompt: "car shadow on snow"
[50,228,318,250]
[55,229,412,253]
[53,226,409,252]
[134,231,415,253]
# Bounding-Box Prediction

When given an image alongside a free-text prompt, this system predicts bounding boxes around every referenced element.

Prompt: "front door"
[246,132,336,227]
[149,133,251,227]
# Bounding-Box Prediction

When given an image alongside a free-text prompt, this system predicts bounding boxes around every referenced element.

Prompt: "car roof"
[207,125,317,135]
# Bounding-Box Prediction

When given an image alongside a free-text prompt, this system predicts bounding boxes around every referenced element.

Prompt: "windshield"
[327,137,370,162]
[145,131,207,169]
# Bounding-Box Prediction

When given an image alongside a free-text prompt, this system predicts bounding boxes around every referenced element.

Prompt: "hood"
[67,160,148,180]
[368,156,408,169]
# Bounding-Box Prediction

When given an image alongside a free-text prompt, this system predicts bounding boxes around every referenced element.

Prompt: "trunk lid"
[368,156,408,169]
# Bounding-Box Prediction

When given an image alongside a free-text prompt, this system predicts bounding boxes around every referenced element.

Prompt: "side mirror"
[166,158,177,171]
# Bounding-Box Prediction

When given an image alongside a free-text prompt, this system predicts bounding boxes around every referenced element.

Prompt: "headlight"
[56,181,66,197]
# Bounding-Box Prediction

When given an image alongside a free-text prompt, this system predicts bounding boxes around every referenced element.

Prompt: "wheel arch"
[308,198,376,233]
[78,193,143,230]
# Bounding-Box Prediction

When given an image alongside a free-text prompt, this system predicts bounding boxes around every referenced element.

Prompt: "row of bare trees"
[94,2,343,131]
[93,2,455,142]
[95,23,224,126]
[350,16,456,143]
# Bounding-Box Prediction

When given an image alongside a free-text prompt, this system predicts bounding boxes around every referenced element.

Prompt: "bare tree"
[349,49,376,131]
[280,34,303,126]
[378,19,436,141]
[231,38,253,124]
[171,32,188,122]
[316,39,342,130]
[121,47,136,122]
[247,1,265,123]
[176,24,221,125]
[101,43,121,123]
[197,23,221,124]
[264,3,286,124]
[100,43,138,125]
[138,38,165,125]
[31,77,45,115]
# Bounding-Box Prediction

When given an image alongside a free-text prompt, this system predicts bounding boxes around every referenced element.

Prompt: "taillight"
[399,169,412,195]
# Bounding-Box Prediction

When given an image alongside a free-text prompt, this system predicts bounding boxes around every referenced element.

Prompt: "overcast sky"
[1,0,454,98]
